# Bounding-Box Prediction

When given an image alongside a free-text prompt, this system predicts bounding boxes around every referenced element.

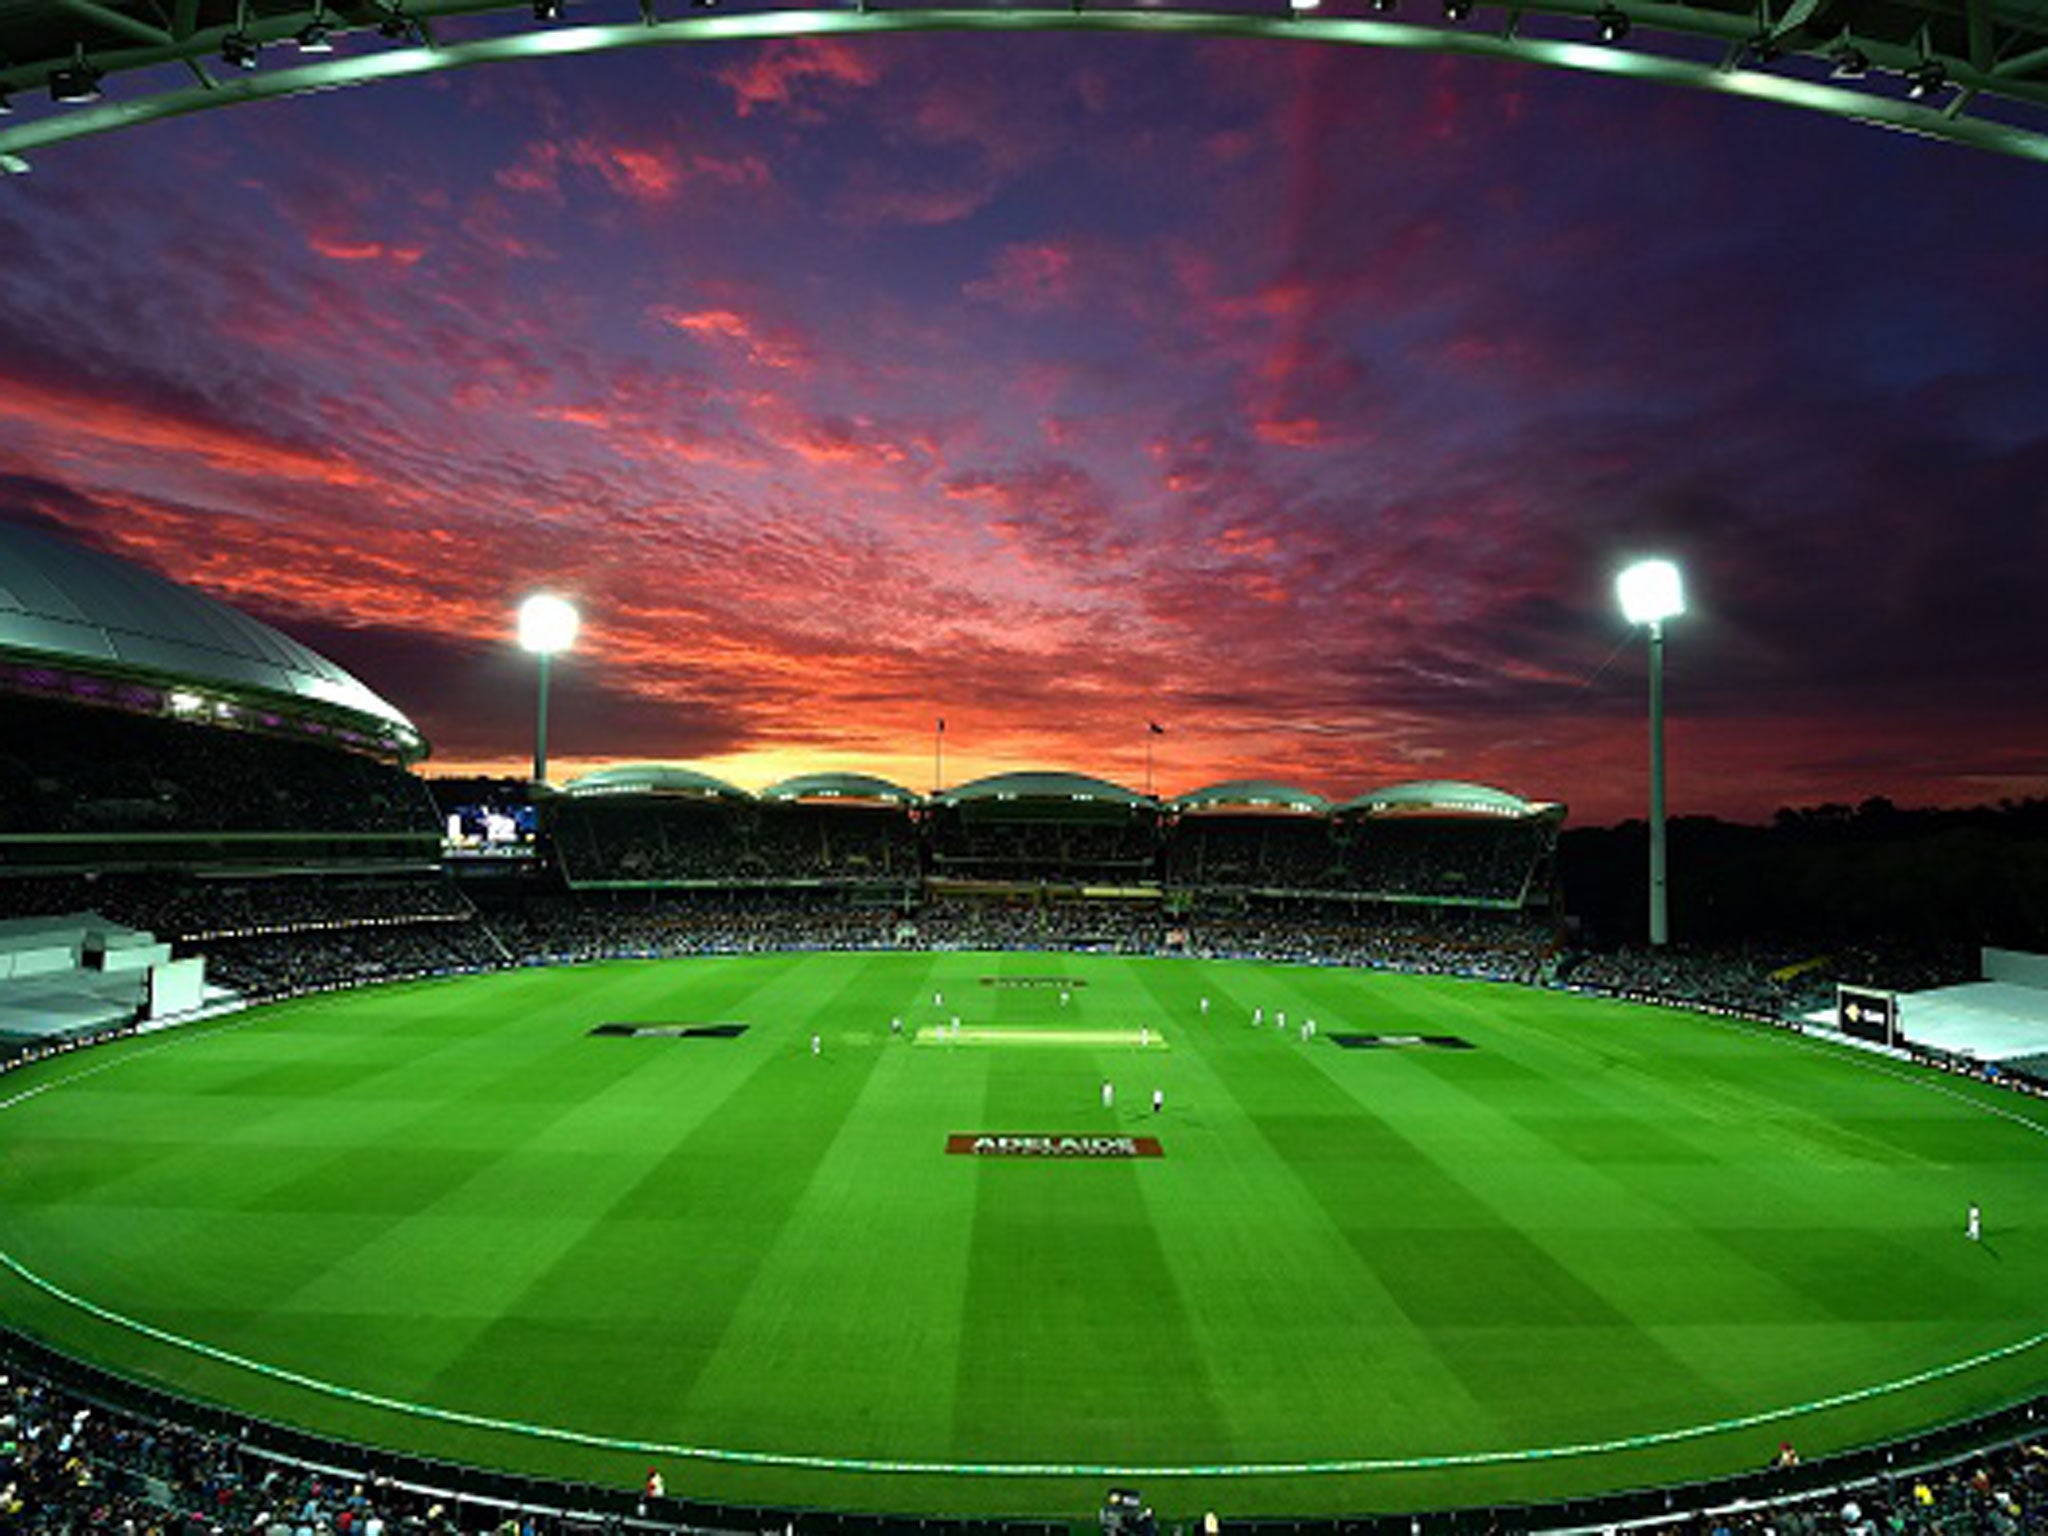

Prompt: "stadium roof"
[6,1,2048,172]
[0,523,424,755]
[1172,780,1331,815]
[934,771,1154,808]
[1334,780,1554,817]
[561,763,752,800]
[759,772,920,805]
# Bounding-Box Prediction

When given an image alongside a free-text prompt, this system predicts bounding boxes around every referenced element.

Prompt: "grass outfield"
[1,951,2045,1520]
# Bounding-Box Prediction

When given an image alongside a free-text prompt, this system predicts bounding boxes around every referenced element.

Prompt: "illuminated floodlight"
[1616,557,1684,947]
[1616,557,1684,626]
[517,593,579,785]
[517,592,580,654]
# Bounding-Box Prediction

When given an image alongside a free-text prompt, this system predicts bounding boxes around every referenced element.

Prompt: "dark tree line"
[1561,798,2048,950]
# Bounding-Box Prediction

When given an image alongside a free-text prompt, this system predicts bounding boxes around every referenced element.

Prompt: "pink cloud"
[653,305,812,373]
[718,38,882,118]
[965,242,1078,313]
[753,406,939,477]
[0,369,370,489]
[307,235,426,267]
[942,461,1128,567]
[496,137,771,206]
[833,172,998,229]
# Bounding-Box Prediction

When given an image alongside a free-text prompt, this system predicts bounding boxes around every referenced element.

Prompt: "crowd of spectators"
[0,1356,606,1534]
[486,894,902,964]
[0,868,2011,1043]
[1637,1440,2048,1536]
[0,699,438,838]
[1160,816,1556,903]
[927,814,1160,879]
[1188,909,1558,984]
[0,877,471,943]
[190,895,1564,995]
[551,802,920,887]
[542,795,1556,905]
[1562,940,1983,1022]
[3,1345,2044,1535]
[1336,819,1556,904]
[1164,819,1338,891]
[197,925,506,1000]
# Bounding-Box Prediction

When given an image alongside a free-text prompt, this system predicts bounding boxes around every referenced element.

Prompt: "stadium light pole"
[517,593,580,785]
[1617,559,1685,947]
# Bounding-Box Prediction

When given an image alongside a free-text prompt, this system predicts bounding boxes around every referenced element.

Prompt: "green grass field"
[2,951,2045,1521]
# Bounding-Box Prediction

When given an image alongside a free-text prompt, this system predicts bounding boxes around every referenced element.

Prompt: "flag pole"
[934,717,945,796]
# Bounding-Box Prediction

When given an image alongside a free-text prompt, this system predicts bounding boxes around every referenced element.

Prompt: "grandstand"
[532,765,1563,920]
[927,770,1162,887]
[1331,781,1564,908]
[0,523,439,872]
[1165,780,1337,892]
[0,525,456,1046]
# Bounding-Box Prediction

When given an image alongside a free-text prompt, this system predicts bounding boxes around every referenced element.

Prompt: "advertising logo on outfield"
[946,1134,1164,1158]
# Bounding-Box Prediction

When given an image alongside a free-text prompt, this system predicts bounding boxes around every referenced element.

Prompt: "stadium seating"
[0,696,437,838]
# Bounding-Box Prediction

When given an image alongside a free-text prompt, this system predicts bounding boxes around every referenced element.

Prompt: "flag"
[1148,721,1165,735]
[937,717,946,733]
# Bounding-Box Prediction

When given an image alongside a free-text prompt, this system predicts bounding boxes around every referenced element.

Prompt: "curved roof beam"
[560,762,754,799]
[6,5,2048,172]
[934,769,1151,806]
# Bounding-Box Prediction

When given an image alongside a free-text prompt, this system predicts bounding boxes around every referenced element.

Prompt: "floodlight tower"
[1616,559,1685,947]
[517,593,579,785]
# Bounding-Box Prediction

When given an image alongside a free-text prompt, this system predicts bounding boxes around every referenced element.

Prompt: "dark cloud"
[253,609,756,765]
[0,471,126,551]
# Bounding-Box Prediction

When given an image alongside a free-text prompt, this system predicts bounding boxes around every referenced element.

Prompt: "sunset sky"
[2,29,2045,823]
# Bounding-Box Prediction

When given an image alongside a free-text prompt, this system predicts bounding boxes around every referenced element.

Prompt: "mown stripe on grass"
[1116,955,1500,1456]
[413,951,897,1435]
[1249,1034,1747,1435]
[951,974,1236,1464]
[675,953,976,1457]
